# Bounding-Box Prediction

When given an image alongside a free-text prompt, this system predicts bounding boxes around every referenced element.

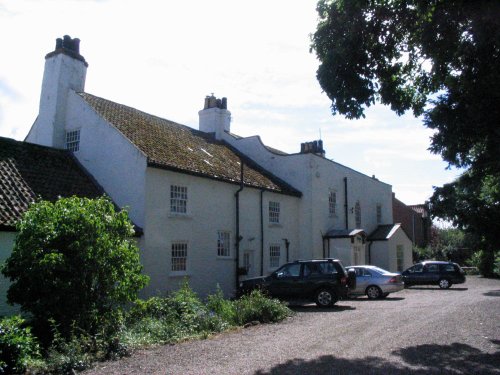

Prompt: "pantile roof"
[79,93,301,196]
[0,137,103,229]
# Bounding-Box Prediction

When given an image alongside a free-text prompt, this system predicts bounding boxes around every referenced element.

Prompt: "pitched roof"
[323,229,366,239]
[367,224,402,241]
[78,93,301,196]
[0,137,103,229]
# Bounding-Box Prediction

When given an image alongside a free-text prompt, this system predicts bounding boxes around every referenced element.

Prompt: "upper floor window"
[217,231,231,257]
[269,201,280,224]
[170,185,187,214]
[171,242,188,273]
[355,201,361,228]
[329,190,337,217]
[65,129,80,152]
[376,204,382,224]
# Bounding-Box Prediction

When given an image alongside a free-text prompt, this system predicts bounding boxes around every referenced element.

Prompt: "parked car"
[346,265,404,299]
[402,261,466,289]
[238,259,356,307]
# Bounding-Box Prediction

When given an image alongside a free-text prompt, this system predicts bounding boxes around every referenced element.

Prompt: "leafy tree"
[2,197,149,339]
[311,0,500,273]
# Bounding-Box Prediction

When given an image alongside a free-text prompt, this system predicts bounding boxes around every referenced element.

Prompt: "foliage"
[122,284,292,350]
[0,316,40,374]
[1,196,149,340]
[467,250,500,277]
[311,0,500,268]
[233,290,291,325]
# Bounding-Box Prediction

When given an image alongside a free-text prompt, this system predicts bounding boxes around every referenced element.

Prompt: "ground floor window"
[269,244,281,268]
[396,245,404,271]
[217,231,231,257]
[171,242,187,272]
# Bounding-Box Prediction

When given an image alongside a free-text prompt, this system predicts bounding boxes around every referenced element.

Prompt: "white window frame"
[170,185,188,214]
[269,201,280,224]
[355,201,361,228]
[65,129,80,152]
[171,241,188,275]
[269,244,281,269]
[329,190,337,217]
[217,231,231,258]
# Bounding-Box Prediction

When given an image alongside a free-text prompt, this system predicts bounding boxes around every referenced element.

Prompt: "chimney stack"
[300,140,325,157]
[199,94,231,140]
[26,35,88,148]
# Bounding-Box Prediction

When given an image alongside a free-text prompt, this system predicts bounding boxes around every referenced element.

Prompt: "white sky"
[0,0,460,204]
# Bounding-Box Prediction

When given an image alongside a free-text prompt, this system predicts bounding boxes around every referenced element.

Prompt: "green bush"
[0,316,40,374]
[234,290,291,325]
[206,286,237,325]
[2,196,149,341]
[468,250,500,277]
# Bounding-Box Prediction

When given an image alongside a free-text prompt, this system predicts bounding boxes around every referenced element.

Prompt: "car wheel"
[315,289,337,307]
[438,279,452,289]
[366,285,382,299]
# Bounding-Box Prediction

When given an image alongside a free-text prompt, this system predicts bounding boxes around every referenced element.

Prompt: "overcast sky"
[0,0,460,205]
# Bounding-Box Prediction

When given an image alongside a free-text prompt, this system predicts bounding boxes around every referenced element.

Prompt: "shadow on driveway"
[255,341,500,375]
[288,304,356,313]
[406,287,468,291]
[483,290,500,297]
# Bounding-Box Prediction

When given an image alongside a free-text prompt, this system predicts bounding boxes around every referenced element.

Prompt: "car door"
[350,267,371,294]
[267,263,302,298]
[423,263,440,284]
[403,263,425,285]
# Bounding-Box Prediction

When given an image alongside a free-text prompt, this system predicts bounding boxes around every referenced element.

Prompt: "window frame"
[269,243,281,269]
[354,201,362,228]
[329,190,337,217]
[171,241,188,275]
[170,185,188,215]
[396,245,405,272]
[376,203,382,224]
[65,129,81,152]
[269,201,280,224]
[217,230,231,258]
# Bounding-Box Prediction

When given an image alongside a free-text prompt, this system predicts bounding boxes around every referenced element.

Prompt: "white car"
[347,265,404,299]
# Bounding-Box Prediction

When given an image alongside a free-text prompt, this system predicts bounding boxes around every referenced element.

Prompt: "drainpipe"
[235,161,244,293]
[344,177,349,230]
[260,189,265,276]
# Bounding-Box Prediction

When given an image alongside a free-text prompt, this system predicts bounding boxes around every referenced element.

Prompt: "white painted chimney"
[27,35,88,148]
[198,94,231,140]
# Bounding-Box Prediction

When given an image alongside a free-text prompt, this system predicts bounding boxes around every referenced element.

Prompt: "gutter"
[344,177,349,230]
[235,160,244,293]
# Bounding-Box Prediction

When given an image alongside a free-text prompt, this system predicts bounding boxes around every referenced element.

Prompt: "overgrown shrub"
[206,285,237,325]
[468,250,500,277]
[2,196,149,341]
[0,316,40,374]
[234,290,291,325]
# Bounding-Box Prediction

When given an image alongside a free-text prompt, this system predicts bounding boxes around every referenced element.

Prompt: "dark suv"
[402,261,466,289]
[238,259,356,307]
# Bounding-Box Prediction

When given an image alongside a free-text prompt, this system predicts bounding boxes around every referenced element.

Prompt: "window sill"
[217,256,234,260]
[168,213,193,220]
[268,223,282,228]
[170,272,190,277]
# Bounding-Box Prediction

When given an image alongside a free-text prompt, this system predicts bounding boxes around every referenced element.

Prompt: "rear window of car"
[440,264,457,272]
[426,264,439,272]
[303,262,339,277]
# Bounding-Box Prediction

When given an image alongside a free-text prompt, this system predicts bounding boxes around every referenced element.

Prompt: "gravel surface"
[84,276,500,374]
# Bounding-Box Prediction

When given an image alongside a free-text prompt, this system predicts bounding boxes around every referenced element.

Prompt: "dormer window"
[65,129,80,152]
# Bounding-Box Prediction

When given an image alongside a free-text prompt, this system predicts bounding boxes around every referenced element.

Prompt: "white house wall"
[0,232,20,316]
[143,168,300,298]
[223,134,393,258]
[370,228,413,272]
[63,92,147,227]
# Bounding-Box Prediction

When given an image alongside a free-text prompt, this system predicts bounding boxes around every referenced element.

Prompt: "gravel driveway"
[84,276,500,374]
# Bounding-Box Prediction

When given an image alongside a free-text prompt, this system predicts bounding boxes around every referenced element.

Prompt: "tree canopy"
[311,0,500,271]
[2,196,149,337]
